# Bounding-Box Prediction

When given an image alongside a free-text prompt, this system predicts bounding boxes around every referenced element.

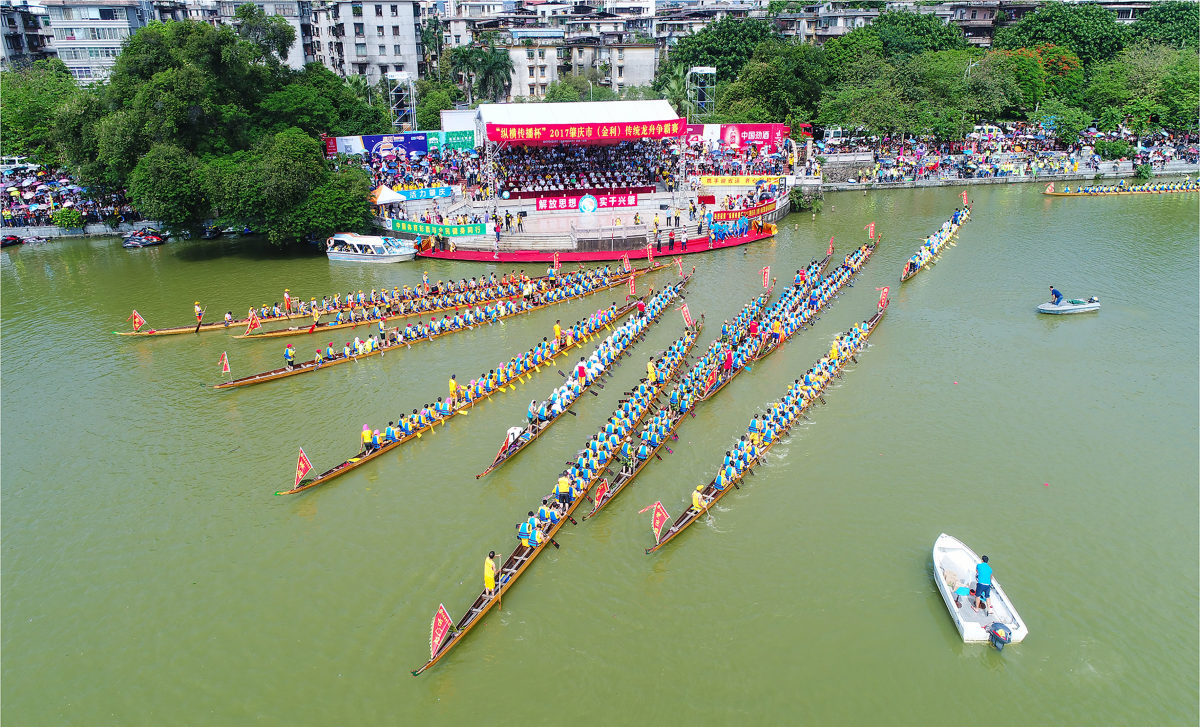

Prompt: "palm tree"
[476,44,514,103]
[420,18,443,70]
[344,74,372,105]
[448,45,483,106]
[661,65,695,119]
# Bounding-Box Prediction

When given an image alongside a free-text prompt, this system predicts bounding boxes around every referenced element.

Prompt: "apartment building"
[0,0,56,69]
[40,0,150,81]
[310,0,421,84]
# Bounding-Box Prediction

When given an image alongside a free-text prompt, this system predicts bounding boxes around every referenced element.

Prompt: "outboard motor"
[987,622,1011,651]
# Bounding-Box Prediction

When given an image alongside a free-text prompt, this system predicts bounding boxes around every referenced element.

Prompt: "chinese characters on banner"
[698,175,782,187]
[621,253,631,273]
[322,136,338,156]
[486,119,686,144]
[127,309,146,332]
[865,222,876,240]
[961,190,969,205]
[535,194,638,211]
[876,286,890,311]
[245,309,262,335]
[391,220,486,237]
[711,200,777,222]
[827,237,834,256]
[628,276,635,296]
[594,479,609,507]
[649,502,670,543]
[646,244,654,266]
[761,266,770,289]
[295,448,312,488]
[680,303,693,327]
[396,186,453,201]
[429,604,453,660]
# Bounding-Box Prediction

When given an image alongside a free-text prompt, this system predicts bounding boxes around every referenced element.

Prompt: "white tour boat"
[325,233,415,263]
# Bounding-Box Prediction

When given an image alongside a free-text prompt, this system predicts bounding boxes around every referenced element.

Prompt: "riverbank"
[0,220,162,240]
[822,160,1199,192]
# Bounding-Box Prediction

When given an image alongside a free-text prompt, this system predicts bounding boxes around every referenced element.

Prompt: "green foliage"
[993,3,1126,65]
[0,59,80,161]
[621,85,662,101]
[1029,98,1090,144]
[870,11,968,58]
[234,4,296,63]
[1133,163,1152,181]
[1128,1,1199,49]
[417,90,453,129]
[51,207,85,230]
[1033,45,1084,104]
[992,49,1046,113]
[1092,138,1132,160]
[476,44,515,103]
[303,167,375,239]
[823,30,884,71]
[663,17,777,82]
[127,144,204,225]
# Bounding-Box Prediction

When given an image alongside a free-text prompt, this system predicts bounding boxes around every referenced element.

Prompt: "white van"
[0,156,39,173]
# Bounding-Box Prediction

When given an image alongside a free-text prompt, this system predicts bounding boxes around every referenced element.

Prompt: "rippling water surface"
[2,184,1196,725]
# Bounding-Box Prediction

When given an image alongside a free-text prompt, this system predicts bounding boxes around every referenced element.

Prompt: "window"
[970,10,976,19]
[617,66,623,78]
[352,4,363,17]
[394,44,401,54]
[454,34,460,43]
[529,84,535,95]
[392,25,399,35]
[391,4,398,15]
[376,26,384,36]
[354,23,364,36]
[528,66,534,77]
[379,44,386,54]
[526,49,533,59]
[397,63,404,70]
[99,8,119,21]
[538,49,544,59]
[375,4,383,16]
[312,26,320,36]
[315,40,322,51]
[539,66,545,76]
[355,42,367,56]
[617,49,624,60]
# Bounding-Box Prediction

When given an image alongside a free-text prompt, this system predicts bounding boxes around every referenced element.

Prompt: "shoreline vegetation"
[0,2,1196,243]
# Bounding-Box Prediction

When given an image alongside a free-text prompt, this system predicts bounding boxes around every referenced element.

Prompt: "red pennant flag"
[827,237,834,256]
[628,276,636,296]
[294,447,312,488]
[864,222,875,240]
[1044,182,1054,194]
[245,309,262,336]
[429,604,453,659]
[594,479,609,506]
[760,266,770,289]
[875,286,890,311]
[126,309,147,332]
[621,253,631,273]
[961,190,969,206]
[219,351,230,373]
[674,257,683,276]
[552,251,561,271]
[680,303,694,327]
[651,501,670,543]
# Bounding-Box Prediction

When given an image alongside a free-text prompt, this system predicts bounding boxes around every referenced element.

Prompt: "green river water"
[2,183,1197,725]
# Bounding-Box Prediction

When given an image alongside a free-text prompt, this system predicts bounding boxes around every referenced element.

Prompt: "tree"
[52,207,85,230]
[992,49,1046,114]
[0,59,80,160]
[234,4,296,63]
[1160,52,1200,132]
[662,17,776,82]
[1029,98,1089,144]
[870,11,968,58]
[476,44,514,102]
[302,167,374,239]
[447,45,483,105]
[417,90,453,129]
[127,144,204,226]
[993,3,1126,65]
[542,80,581,103]
[1033,45,1084,105]
[420,18,444,68]
[823,29,884,71]
[1128,1,1199,49]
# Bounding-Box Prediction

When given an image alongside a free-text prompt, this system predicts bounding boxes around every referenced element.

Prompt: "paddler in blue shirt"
[284,344,295,369]
[1049,286,1064,306]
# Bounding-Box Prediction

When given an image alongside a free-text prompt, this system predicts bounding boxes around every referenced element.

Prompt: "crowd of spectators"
[686,143,789,179]
[494,140,677,195]
[360,148,484,192]
[1,166,142,228]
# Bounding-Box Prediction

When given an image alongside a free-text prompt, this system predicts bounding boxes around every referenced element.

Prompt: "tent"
[372,185,406,205]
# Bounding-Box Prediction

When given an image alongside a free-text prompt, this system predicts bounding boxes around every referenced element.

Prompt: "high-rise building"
[40,0,150,81]
[0,0,56,69]
[310,0,421,85]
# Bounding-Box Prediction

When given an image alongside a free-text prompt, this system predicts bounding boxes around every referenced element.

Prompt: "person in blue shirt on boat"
[975,555,992,610]
[1049,286,1064,306]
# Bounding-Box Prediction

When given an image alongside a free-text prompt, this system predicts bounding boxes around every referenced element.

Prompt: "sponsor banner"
[712,200,777,222]
[427,130,476,152]
[698,175,782,187]
[535,193,637,212]
[719,123,790,152]
[391,220,486,237]
[396,186,453,201]
[323,136,338,156]
[486,119,686,144]
[362,132,429,157]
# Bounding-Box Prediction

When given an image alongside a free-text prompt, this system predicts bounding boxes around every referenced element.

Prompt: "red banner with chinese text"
[594,479,609,507]
[127,309,146,332]
[535,193,637,211]
[487,119,687,144]
[295,447,313,488]
[429,604,453,659]
[876,286,890,311]
[680,303,693,327]
[827,237,834,256]
[245,309,262,336]
[651,502,669,543]
[718,124,790,152]
[761,266,770,289]
[865,222,875,240]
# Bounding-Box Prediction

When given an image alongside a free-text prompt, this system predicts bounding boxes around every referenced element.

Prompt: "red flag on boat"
[594,479,609,506]
[621,253,631,273]
[628,276,636,296]
[552,251,561,271]
[864,222,875,240]
[876,286,890,311]
[674,257,684,276]
[760,266,770,289]
[651,502,670,543]
[127,309,147,332]
[294,447,312,488]
[961,190,969,206]
[245,309,262,336]
[827,237,834,256]
[429,604,453,659]
[1044,182,1054,194]
[219,351,230,373]
[679,303,694,327]
[646,244,654,266]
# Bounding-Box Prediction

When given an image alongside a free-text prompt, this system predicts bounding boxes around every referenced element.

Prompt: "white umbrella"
[22,191,34,199]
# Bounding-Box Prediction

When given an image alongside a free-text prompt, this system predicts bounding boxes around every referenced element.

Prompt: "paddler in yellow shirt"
[553,319,562,344]
[448,374,459,405]
[484,551,499,597]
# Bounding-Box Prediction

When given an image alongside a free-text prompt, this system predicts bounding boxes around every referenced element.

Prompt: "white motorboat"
[1037,296,1100,314]
[325,233,415,263]
[932,533,1028,648]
